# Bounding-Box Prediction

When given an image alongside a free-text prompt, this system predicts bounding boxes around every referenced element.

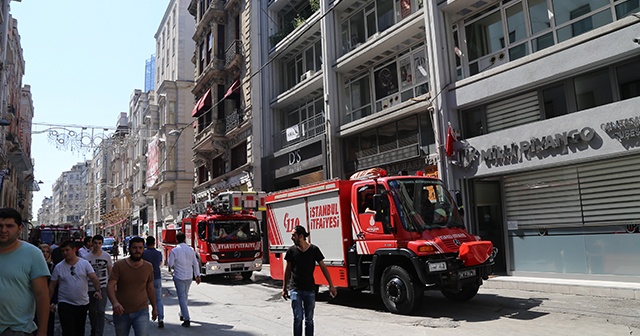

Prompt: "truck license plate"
[428,262,447,272]
[231,264,243,271]
[459,269,476,279]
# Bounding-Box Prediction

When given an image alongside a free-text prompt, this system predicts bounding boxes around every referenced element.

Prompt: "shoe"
[179,315,184,321]
[181,320,190,327]
[158,321,164,328]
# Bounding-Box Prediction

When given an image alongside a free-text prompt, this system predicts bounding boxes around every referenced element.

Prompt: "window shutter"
[486,91,540,132]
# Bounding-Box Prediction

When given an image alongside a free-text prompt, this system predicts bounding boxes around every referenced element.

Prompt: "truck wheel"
[441,283,480,302]
[241,271,253,280]
[380,265,423,315]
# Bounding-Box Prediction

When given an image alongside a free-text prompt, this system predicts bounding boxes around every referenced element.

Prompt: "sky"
[11,1,171,219]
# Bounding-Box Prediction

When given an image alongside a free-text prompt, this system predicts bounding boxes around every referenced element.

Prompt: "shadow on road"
[150,319,256,335]
[320,289,548,322]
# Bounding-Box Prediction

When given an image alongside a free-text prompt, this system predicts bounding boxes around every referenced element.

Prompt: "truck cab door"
[355,183,394,241]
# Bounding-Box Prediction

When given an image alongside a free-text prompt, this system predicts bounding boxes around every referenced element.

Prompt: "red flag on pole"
[445,124,455,157]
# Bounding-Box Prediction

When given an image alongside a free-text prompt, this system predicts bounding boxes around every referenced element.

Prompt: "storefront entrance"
[473,180,507,274]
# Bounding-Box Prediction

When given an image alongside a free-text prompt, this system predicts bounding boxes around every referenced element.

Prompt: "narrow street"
[94,267,639,336]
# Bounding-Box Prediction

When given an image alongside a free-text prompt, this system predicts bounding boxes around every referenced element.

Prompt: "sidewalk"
[483,274,640,299]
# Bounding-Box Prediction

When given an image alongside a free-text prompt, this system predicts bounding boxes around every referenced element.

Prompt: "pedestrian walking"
[49,240,102,336]
[111,239,119,261]
[167,233,201,327]
[107,237,157,336]
[78,236,92,259]
[122,237,128,257]
[281,225,337,336]
[141,236,164,328]
[0,207,50,336]
[38,244,56,336]
[84,235,113,336]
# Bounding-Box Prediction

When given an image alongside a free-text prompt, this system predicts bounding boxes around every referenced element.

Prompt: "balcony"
[225,39,243,70]
[225,108,245,134]
[274,113,326,151]
[193,119,226,154]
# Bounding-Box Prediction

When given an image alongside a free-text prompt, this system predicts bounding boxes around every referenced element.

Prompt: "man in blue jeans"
[107,237,157,336]
[141,236,164,328]
[282,225,337,336]
[167,233,201,327]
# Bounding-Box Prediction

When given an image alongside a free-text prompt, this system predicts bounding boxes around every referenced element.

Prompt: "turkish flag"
[445,124,455,157]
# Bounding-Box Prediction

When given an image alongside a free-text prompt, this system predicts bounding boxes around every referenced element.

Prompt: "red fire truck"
[161,191,266,280]
[29,224,84,247]
[267,168,496,314]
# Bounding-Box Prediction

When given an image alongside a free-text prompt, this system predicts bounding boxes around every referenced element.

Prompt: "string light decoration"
[32,123,116,154]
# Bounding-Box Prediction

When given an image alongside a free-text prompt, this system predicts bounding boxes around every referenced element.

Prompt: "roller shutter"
[486,91,540,133]
[504,155,640,229]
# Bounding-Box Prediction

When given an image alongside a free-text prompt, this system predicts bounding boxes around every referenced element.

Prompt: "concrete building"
[187,0,263,206]
[428,0,640,281]
[257,0,640,283]
[51,162,89,227]
[146,0,196,230]
[36,196,53,226]
[129,89,155,237]
[260,1,436,188]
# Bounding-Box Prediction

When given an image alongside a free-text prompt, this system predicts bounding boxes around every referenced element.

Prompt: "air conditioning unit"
[300,70,314,82]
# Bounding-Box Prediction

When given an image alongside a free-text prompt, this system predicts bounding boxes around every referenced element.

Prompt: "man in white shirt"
[78,236,92,259]
[50,240,102,336]
[167,233,201,327]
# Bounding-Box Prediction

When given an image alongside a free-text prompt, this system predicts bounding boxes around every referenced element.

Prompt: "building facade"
[187,0,263,205]
[257,0,640,282]
[51,162,89,227]
[146,0,196,230]
[430,0,640,281]
[260,0,438,193]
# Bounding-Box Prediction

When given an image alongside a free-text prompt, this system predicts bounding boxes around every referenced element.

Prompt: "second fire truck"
[162,191,266,280]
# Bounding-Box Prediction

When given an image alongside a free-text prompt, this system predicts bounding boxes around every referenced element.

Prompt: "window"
[212,156,225,178]
[231,142,247,169]
[461,57,636,137]
[197,165,208,184]
[283,40,323,91]
[461,106,485,138]
[542,84,568,119]
[340,0,421,56]
[374,61,399,108]
[573,69,612,110]
[344,74,372,122]
[616,58,640,100]
[456,0,632,78]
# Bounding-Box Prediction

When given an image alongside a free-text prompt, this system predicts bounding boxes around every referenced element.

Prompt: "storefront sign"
[466,127,596,167]
[600,116,640,142]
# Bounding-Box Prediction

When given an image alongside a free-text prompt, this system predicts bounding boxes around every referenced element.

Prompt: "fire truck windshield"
[387,178,464,231]
[207,220,260,243]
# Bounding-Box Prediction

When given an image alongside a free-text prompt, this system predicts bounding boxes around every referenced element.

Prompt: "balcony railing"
[225,40,242,68]
[274,113,325,151]
[225,108,244,133]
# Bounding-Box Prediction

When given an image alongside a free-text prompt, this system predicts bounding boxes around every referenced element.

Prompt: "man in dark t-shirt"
[142,236,164,328]
[282,225,337,336]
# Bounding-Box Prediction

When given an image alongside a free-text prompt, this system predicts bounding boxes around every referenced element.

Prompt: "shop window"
[231,141,247,170]
[616,58,640,100]
[542,84,569,119]
[573,68,613,111]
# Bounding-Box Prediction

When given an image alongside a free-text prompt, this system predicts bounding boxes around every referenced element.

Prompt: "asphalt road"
[67,266,638,336]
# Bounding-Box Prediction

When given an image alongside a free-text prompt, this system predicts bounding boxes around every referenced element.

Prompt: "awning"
[223,79,240,100]
[191,88,212,118]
